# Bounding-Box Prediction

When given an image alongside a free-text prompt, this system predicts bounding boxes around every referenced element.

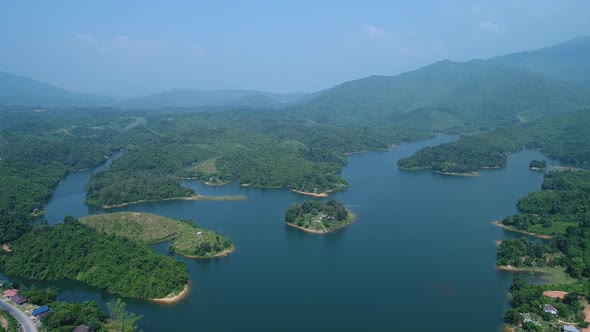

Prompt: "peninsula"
[80,212,234,258]
[0,216,188,300]
[285,199,354,233]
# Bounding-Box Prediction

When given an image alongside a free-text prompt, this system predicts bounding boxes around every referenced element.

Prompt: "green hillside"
[80,212,233,258]
[295,59,588,131]
[493,36,590,83]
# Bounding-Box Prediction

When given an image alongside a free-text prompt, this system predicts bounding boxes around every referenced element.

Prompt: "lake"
[7,135,552,331]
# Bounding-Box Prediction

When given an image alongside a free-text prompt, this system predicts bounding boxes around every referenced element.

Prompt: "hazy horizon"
[2,0,589,96]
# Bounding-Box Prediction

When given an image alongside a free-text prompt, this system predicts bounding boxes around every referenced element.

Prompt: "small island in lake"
[285,199,354,233]
[80,212,234,258]
[529,159,547,170]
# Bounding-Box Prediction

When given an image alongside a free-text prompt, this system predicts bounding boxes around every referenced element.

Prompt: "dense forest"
[398,109,590,173]
[498,171,590,330]
[0,216,188,299]
[500,171,590,236]
[81,109,430,207]
[285,199,353,233]
[0,107,137,242]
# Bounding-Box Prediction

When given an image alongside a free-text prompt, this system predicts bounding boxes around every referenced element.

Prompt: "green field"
[81,212,233,258]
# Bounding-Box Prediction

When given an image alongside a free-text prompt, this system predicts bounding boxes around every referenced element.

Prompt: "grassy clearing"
[190,157,229,185]
[80,212,233,258]
[81,212,182,244]
[194,157,219,174]
[527,222,578,237]
[539,267,578,285]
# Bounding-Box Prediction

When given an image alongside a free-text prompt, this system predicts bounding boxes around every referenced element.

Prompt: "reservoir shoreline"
[152,284,190,304]
[492,221,553,239]
[99,194,247,209]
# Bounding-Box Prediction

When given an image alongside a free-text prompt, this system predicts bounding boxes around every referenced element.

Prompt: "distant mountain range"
[0,71,110,107]
[0,36,589,125]
[117,89,318,110]
[0,73,317,109]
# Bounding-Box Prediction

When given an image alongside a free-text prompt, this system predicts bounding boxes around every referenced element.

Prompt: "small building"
[72,325,90,332]
[197,232,203,236]
[32,305,50,318]
[11,294,28,305]
[563,325,580,332]
[2,289,18,298]
[543,304,558,315]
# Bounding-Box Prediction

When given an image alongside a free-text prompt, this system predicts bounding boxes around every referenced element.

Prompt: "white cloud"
[362,24,385,36]
[479,20,505,32]
[75,33,111,54]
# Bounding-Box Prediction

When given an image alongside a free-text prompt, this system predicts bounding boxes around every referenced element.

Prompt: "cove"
[3,136,554,331]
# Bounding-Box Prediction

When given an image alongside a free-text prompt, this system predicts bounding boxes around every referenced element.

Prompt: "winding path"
[0,298,38,332]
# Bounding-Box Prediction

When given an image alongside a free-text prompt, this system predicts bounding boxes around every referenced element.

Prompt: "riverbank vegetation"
[285,199,354,233]
[398,109,590,173]
[0,108,140,243]
[500,170,590,237]
[498,170,590,331]
[43,301,109,332]
[81,212,233,258]
[0,216,188,299]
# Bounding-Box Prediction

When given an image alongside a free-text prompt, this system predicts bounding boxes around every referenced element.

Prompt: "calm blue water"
[7,136,551,331]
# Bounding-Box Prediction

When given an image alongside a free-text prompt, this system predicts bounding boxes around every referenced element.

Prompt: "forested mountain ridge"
[493,36,590,83]
[294,58,589,131]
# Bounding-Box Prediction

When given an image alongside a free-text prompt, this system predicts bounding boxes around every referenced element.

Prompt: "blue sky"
[1,0,589,96]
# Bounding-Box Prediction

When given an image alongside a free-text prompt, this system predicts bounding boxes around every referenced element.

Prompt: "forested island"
[285,200,354,233]
[0,216,188,300]
[81,212,234,258]
[529,159,547,170]
[497,170,590,331]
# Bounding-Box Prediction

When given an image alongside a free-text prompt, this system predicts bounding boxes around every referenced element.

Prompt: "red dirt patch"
[583,305,590,332]
[543,290,568,299]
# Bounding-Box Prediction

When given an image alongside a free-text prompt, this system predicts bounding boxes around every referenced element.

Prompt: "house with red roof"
[2,289,18,298]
